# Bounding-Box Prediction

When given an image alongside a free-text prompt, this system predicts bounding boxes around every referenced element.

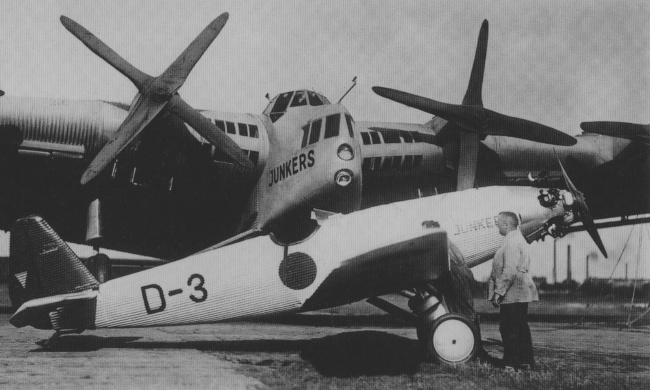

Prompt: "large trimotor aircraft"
[0,14,646,270]
[7,163,605,363]
[0,13,364,262]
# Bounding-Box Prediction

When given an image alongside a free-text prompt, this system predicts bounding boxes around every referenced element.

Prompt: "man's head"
[497,211,519,236]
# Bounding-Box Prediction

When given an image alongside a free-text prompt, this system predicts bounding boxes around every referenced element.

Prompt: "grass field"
[1,289,648,389]
[196,322,649,390]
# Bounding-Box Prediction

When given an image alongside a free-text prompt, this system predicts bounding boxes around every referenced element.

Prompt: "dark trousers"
[439,262,489,360]
[442,263,476,319]
[499,302,534,368]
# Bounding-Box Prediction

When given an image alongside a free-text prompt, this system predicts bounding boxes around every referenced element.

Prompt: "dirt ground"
[1,312,648,390]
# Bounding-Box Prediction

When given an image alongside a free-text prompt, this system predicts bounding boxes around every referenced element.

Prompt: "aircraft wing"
[0,98,266,259]
[302,228,449,311]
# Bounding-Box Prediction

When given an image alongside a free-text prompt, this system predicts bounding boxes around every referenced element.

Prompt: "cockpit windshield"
[266,90,330,122]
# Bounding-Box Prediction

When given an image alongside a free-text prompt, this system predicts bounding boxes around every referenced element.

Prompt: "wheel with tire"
[426,313,478,364]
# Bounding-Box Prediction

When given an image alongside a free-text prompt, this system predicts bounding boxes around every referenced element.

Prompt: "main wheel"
[426,314,478,364]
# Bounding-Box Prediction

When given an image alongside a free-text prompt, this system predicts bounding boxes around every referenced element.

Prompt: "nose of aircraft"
[259,115,362,241]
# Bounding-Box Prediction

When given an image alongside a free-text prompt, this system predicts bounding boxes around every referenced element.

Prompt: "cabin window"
[345,114,355,138]
[362,157,372,171]
[226,122,236,134]
[273,92,293,113]
[413,155,423,168]
[361,132,371,145]
[324,114,341,139]
[308,91,324,106]
[369,132,381,144]
[238,123,249,137]
[291,91,308,107]
[214,119,226,132]
[249,125,259,138]
[270,92,294,122]
[404,155,414,168]
[381,157,393,171]
[301,125,309,148]
[402,132,414,143]
[391,155,402,169]
[309,119,322,145]
[382,131,401,144]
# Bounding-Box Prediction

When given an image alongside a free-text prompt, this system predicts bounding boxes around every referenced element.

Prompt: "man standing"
[489,211,539,370]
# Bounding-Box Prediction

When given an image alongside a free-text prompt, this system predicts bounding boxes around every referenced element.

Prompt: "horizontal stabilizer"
[10,290,98,328]
[197,228,266,253]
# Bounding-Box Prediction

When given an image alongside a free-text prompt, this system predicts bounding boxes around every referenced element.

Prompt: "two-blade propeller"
[373,20,577,191]
[61,13,253,185]
[557,158,608,258]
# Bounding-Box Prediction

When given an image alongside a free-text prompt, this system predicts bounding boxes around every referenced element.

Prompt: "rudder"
[8,215,99,313]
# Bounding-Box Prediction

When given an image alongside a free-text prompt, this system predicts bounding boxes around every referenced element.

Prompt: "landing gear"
[408,289,478,363]
[367,289,479,364]
[84,253,111,283]
[425,314,478,364]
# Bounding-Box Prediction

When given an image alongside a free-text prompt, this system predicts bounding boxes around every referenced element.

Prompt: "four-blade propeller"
[61,13,253,185]
[373,20,577,191]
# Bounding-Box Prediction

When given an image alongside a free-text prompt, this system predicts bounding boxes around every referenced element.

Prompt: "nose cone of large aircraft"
[259,107,363,242]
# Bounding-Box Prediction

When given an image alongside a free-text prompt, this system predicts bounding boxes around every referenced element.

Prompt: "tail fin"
[8,215,99,313]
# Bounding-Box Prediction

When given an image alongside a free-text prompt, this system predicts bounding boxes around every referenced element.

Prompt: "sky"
[1,0,649,282]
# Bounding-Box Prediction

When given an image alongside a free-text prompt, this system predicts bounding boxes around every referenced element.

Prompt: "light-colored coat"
[488,229,539,303]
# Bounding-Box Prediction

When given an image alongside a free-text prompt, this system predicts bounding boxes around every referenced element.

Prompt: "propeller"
[580,121,650,145]
[557,157,608,258]
[60,14,253,185]
[373,20,576,191]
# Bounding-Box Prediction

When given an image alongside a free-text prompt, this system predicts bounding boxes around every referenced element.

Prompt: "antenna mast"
[337,76,357,103]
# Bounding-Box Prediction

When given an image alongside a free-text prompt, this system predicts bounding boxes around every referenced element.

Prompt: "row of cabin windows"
[301,114,355,148]
[360,130,417,145]
[202,143,260,167]
[213,119,260,138]
[362,155,423,172]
